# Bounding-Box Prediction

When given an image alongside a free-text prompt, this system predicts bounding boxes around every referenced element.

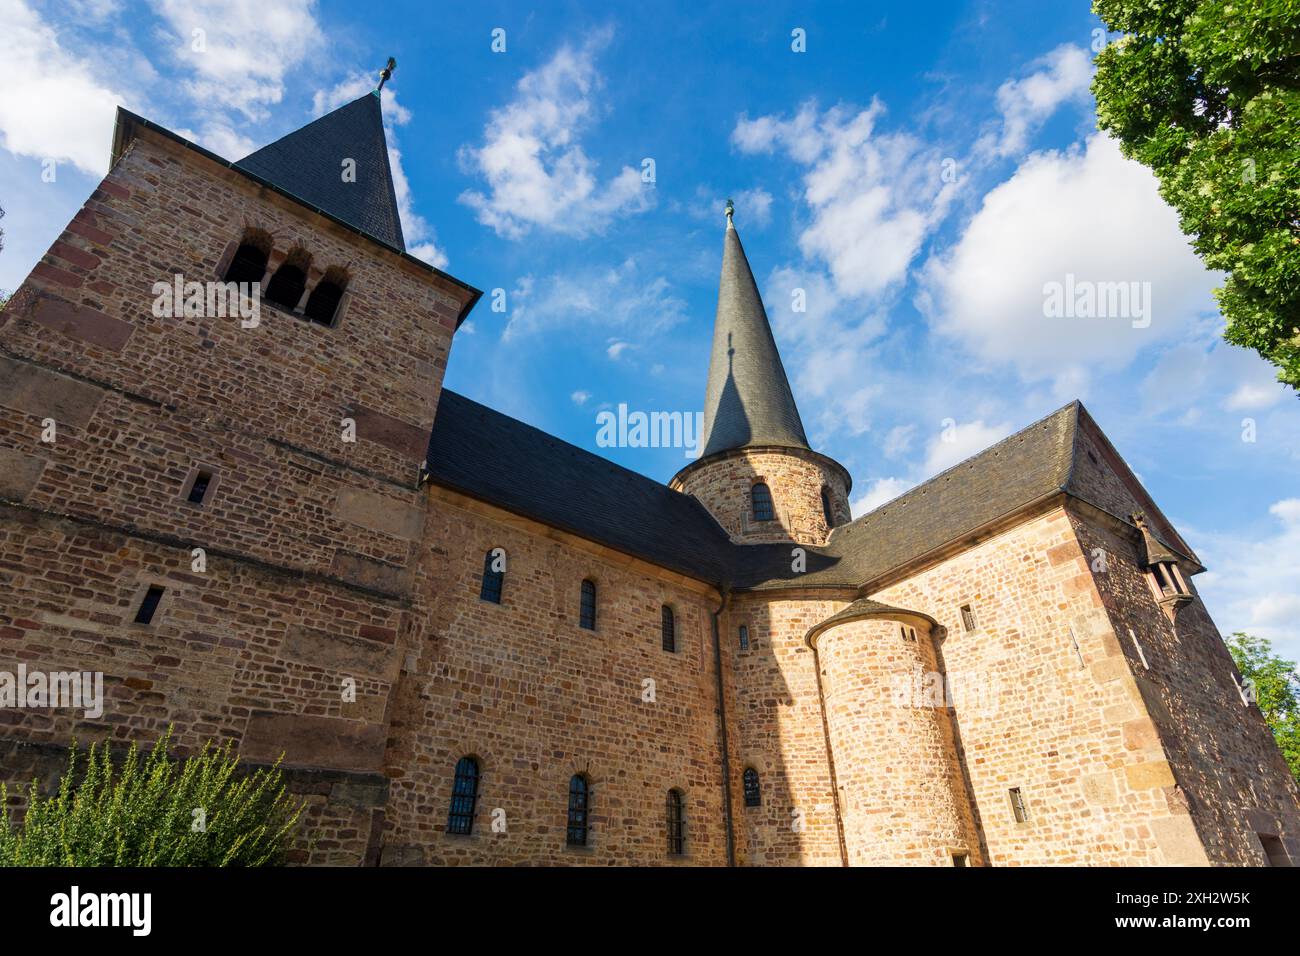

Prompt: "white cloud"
[458,31,652,239]
[1141,337,1287,416]
[976,44,1093,159]
[311,71,447,268]
[150,0,322,120]
[883,424,916,459]
[503,259,689,343]
[0,0,132,175]
[851,477,914,516]
[570,390,591,405]
[923,419,1013,476]
[921,133,1219,391]
[606,339,634,360]
[1194,498,1300,661]
[734,100,956,298]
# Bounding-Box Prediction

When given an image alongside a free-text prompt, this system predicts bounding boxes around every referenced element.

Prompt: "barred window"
[738,625,750,652]
[661,604,676,653]
[480,548,504,604]
[446,756,480,835]
[666,789,685,856]
[1009,786,1028,824]
[960,604,977,633]
[566,775,590,847]
[580,579,597,630]
[751,483,774,522]
[742,767,761,808]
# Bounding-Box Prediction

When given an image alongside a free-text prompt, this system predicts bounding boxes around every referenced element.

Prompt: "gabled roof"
[698,218,810,458]
[423,394,1199,593]
[236,93,406,251]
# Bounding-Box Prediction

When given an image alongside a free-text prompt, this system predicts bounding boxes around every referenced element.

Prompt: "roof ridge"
[844,399,1083,529]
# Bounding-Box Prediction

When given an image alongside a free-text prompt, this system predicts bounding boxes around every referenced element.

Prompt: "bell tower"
[670,202,850,545]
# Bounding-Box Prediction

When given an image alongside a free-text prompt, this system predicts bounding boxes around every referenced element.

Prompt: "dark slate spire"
[235,92,406,251]
[698,203,810,458]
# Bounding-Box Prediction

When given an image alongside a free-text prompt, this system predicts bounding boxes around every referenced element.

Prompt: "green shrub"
[0,728,306,866]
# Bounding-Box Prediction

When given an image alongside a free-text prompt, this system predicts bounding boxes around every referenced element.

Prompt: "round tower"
[670,203,850,545]
[807,600,982,866]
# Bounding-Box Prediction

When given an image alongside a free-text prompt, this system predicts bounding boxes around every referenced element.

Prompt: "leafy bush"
[0,728,305,866]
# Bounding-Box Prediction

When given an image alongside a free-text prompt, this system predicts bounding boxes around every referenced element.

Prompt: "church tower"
[670,204,851,545]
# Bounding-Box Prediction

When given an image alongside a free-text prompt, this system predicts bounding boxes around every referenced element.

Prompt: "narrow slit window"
[742,768,761,808]
[134,585,165,625]
[1259,833,1291,867]
[661,605,676,653]
[480,548,504,604]
[580,579,597,630]
[186,469,213,505]
[952,851,970,867]
[738,625,750,652]
[446,756,479,835]
[566,775,590,847]
[960,604,977,633]
[1009,787,1029,824]
[821,486,835,528]
[751,483,774,522]
[666,789,685,856]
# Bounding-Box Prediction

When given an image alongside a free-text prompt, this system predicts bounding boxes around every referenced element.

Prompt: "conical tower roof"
[236,92,405,251]
[698,210,810,458]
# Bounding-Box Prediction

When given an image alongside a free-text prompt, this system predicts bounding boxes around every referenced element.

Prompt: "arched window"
[743,767,761,807]
[751,482,774,522]
[738,625,750,652]
[265,250,311,311]
[661,604,675,653]
[579,579,597,630]
[666,789,685,856]
[303,269,347,326]
[222,230,271,286]
[566,774,590,847]
[446,756,480,835]
[479,548,504,603]
[821,486,835,528]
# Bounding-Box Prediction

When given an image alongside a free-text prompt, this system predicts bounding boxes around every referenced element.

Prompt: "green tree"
[1226,632,1300,782]
[1092,0,1300,389]
[0,728,306,866]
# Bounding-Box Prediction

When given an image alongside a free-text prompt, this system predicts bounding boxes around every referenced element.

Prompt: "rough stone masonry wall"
[674,449,849,545]
[0,131,468,863]
[815,616,982,866]
[724,591,848,866]
[874,507,1200,865]
[379,494,728,865]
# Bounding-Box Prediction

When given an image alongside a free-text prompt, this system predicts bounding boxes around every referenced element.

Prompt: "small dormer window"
[1148,561,1189,598]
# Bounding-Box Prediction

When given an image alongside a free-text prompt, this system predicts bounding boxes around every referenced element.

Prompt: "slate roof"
[424,390,736,583]
[425,392,1198,594]
[236,93,406,251]
[698,220,810,457]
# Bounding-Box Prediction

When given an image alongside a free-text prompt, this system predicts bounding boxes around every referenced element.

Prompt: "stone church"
[1,84,1296,867]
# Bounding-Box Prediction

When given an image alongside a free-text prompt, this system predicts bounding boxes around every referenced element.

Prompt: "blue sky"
[1,0,1297,659]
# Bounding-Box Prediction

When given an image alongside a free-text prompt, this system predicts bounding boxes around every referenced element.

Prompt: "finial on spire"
[377,56,397,93]
[724,197,735,229]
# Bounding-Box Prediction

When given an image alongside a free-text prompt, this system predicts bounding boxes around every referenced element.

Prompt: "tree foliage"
[1225,632,1300,782]
[1092,0,1300,389]
[0,728,305,866]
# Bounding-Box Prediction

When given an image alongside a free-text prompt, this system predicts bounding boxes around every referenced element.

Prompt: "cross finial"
[724,197,735,228]
[377,56,397,93]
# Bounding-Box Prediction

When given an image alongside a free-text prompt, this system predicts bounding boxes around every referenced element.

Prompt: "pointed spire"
[698,204,810,458]
[235,93,406,251]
